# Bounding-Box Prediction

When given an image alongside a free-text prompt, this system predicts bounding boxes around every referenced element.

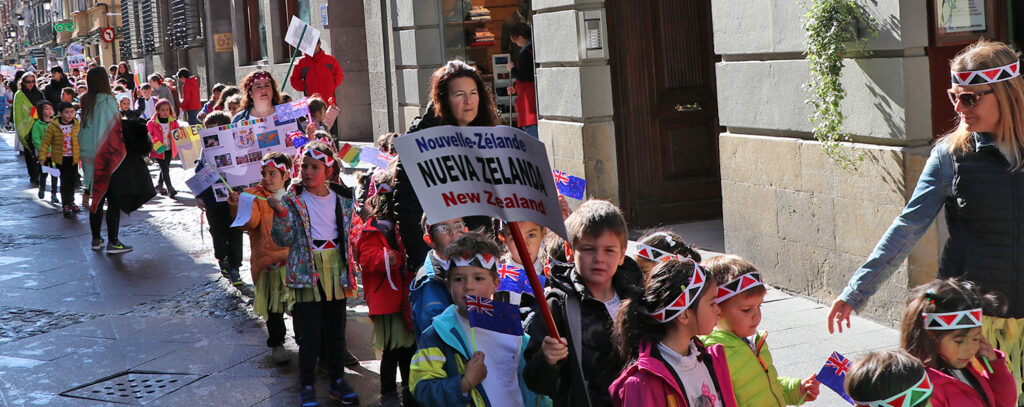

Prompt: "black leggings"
[380,345,415,395]
[266,312,286,348]
[205,203,243,268]
[89,192,120,242]
[22,144,39,182]
[38,158,58,194]
[292,293,348,386]
[155,152,174,191]
[59,157,76,206]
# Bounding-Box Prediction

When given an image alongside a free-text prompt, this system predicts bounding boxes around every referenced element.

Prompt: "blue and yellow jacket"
[410,251,452,338]
[410,305,548,407]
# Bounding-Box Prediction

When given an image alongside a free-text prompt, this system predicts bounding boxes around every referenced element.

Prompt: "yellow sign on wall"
[214,33,233,53]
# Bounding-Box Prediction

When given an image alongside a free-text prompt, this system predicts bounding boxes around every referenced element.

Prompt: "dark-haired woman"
[14,72,44,183]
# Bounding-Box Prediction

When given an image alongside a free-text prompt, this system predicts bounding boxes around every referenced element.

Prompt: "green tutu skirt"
[253,263,293,319]
[982,316,1024,401]
[372,313,416,351]
[292,248,356,303]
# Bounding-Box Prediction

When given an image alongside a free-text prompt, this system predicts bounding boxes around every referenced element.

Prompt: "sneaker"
[105,241,133,255]
[50,194,59,205]
[62,205,73,218]
[328,378,359,405]
[228,268,243,286]
[157,185,167,196]
[298,385,318,407]
[168,188,177,199]
[37,187,44,199]
[71,204,81,213]
[217,258,230,278]
[271,345,289,364]
[379,392,401,407]
[91,237,105,250]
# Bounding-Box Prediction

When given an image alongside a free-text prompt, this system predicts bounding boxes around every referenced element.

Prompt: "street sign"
[30,48,45,57]
[320,4,328,27]
[101,27,115,43]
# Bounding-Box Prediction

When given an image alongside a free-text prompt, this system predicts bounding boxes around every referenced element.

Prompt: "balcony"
[71,3,106,38]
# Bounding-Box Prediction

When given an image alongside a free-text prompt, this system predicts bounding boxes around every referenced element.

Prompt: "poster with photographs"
[199,117,298,187]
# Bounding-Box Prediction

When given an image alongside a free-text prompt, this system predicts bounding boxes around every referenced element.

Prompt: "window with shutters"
[169,0,204,50]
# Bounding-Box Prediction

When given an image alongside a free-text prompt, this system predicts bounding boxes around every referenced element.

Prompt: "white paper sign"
[67,43,84,55]
[284,16,321,56]
[185,164,222,196]
[67,54,86,69]
[199,118,298,188]
[230,193,258,227]
[41,166,60,177]
[393,125,568,239]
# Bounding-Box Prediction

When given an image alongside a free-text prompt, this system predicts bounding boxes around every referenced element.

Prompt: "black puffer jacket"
[523,257,644,407]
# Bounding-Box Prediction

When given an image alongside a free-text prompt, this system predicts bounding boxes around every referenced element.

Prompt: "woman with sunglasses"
[14,72,44,183]
[827,40,1024,392]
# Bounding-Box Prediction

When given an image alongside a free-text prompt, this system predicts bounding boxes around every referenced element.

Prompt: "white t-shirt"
[603,293,621,323]
[159,122,170,143]
[300,190,338,242]
[60,123,74,157]
[659,341,724,407]
[143,97,157,119]
[456,313,525,407]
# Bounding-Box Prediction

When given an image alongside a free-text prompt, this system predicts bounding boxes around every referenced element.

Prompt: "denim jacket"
[838,135,997,311]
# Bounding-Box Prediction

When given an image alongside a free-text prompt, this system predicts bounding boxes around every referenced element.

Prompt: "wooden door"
[608,0,721,228]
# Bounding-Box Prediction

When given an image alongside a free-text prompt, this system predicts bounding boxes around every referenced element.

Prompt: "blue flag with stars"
[465,295,524,336]
[552,170,586,200]
[497,263,546,296]
[816,351,855,404]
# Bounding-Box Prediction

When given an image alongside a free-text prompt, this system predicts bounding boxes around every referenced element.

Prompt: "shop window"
[441,0,532,126]
[242,0,267,64]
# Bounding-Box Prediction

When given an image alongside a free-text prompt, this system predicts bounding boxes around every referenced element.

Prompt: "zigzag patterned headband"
[645,262,707,323]
[451,252,499,272]
[951,60,1020,85]
[921,308,982,331]
[854,372,932,407]
[716,272,764,303]
[635,244,687,263]
[245,72,272,89]
[262,158,288,175]
[305,148,335,167]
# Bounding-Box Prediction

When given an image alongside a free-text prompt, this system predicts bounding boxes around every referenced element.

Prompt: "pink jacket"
[610,339,738,407]
[147,118,180,160]
[927,350,1016,407]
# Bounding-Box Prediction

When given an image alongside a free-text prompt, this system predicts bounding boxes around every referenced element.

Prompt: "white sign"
[230,193,258,227]
[41,166,60,177]
[67,54,86,69]
[185,164,221,196]
[284,16,321,56]
[67,43,84,55]
[199,118,298,188]
[393,125,568,239]
[939,0,986,33]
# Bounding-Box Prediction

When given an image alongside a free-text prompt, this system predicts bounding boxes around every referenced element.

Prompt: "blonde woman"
[827,40,1024,395]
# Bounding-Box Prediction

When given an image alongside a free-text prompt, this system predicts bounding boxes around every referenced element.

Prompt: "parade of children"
[10,35,1024,407]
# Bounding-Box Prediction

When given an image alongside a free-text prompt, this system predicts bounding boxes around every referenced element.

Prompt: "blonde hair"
[943,40,1024,171]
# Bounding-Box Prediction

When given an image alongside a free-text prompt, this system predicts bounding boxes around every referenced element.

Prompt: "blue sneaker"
[298,385,318,406]
[328,378,358,405]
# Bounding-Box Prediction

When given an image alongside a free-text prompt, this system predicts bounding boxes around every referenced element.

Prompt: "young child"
[119,93,143,120]
[410,214,468,337]
[268,141,359,406]
[700,255,819,406]
[523,199,645,406]
[39,102,80,217]
[633,230,701,276]
[196,111,244,286]
[226,94,243,115]
[139,84,156,119]
[356,169,417,406]
[31,100,56,203]
[198,83,224,121]
[148,99,179,197]
[227,152,294,364]
[900,278,1015,407]
[494,219,546,309]
[305,96,330,137]
[845,349,933,407]
[410,231,545,407]
[609,259,736,407]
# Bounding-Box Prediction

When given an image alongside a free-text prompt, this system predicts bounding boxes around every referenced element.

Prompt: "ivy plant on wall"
[802,0,878,169]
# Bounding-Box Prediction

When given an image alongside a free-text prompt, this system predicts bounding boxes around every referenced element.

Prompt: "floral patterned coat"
[270,182,356,289]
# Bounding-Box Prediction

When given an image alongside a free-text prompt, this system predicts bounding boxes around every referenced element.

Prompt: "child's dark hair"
[313,130,332,141]
[845,349,929,404]
[565,199,628,250]
[203,110,232,128]
[307,96,326,116]
[377,132,399,155]
[61,87,75,97]
[703,254,766,300]
[638,230,701,263]
[544,232,569,266]
[367,168,397,221]
[443,231,502,279]
[140,83,152,91]
[900,278,1006,369]
[176,68,192,79]
[56,101,75,113]
[148,73,163,83]
[261,151,292,187]
[212,83,226,93]
[508,23,532,40]
[34,99,53,114]
[614,258,711,361]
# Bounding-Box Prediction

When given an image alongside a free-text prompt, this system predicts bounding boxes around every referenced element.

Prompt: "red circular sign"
[101,27,115,43]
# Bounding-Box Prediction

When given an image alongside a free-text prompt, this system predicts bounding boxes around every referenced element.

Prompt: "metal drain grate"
[60,371,204,405]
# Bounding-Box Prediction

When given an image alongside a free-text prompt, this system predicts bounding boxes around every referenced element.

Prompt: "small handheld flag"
[338,143,362,167]
[497,263,546,295]
[153,140,168,154]
[817,351,855,404]
[362,146,393,168]
[465,295,524,336]
[552,170,586,200]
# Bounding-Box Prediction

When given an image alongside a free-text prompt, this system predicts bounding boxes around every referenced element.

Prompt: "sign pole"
[509,221,560,339]
[281,26,306,92]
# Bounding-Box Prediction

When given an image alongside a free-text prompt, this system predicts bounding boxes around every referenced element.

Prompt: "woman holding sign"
[395,59,500,271]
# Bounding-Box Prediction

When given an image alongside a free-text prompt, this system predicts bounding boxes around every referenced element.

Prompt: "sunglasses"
[947,89,994,107]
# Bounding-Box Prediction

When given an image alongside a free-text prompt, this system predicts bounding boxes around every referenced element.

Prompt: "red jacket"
[147,118,180,160]
[356,217,413,326]
[180,77,201,110]
[289,49,344,103]
[926,350,1017,407]
[610,339,738,407]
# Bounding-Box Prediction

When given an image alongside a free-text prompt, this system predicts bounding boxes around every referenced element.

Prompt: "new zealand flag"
[552,170,586,200]
[496,263,546,296]
[816,351,855,404]
[466,295,524,336]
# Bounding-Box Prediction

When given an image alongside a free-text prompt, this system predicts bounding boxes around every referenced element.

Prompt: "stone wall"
[712,0,940,324]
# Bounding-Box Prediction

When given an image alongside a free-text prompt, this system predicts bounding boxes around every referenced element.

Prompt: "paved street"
[0,129,898,406]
